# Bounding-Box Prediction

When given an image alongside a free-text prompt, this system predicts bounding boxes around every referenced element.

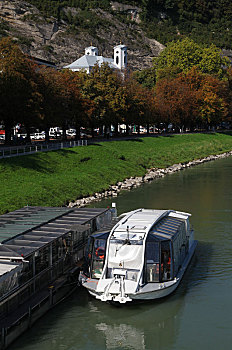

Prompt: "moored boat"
[80,208,197,304]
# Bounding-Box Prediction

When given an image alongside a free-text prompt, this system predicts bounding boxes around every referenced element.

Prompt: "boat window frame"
[144,240,160,283]
[90,237,107,279]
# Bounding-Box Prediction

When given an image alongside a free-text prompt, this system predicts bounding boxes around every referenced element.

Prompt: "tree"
[133,67,156,89]
[80,64,123,136]
[153,38,230,80]
[36,67,64,141]
[58,69,93,140]
[155,67,228,130]
[0,37,41,144]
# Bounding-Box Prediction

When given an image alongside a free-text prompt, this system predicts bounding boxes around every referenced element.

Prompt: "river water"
[11,156,232,350]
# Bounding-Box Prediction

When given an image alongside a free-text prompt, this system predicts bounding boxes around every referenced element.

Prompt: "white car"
[66,129,76,137]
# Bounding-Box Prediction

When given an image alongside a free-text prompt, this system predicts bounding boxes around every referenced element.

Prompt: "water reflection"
[10,284,187,350]
[95,323,145,350]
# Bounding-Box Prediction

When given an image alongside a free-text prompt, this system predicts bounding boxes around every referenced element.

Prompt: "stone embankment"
[68,151,232,208]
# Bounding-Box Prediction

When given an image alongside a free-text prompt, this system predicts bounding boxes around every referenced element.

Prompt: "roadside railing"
[0,140,88,159]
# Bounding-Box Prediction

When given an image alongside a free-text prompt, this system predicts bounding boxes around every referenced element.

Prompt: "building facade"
[64,44,127,73]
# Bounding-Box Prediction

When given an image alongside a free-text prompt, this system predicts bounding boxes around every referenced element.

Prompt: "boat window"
[110,238,143,245]
[145,242,160,282]
[91,238,107,279]
[160,241,172,281]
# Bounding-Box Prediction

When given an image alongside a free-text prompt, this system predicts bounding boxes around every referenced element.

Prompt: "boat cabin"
[85,210,190,284]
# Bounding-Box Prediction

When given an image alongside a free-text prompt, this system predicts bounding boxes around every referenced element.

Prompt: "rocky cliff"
[0,0,165,70]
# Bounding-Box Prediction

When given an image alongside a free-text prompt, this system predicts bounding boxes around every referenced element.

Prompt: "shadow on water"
[171,241,214,302]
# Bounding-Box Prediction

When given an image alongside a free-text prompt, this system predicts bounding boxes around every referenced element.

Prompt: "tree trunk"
[25,125,31,143]
[4,122,12,145]
[75,124,81,140]
[62,124,67,141]
[126,124,129,135]
[45,126,50,142]
[114,123,119,136]
[91,126,94,138]
[146,123,150,135]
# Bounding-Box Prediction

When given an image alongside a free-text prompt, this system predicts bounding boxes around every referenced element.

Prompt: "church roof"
[64,55,118,70]
[114,44,127,49]
[85,46,98,50]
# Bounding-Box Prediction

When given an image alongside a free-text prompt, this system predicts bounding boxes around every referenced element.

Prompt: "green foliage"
[154,38,230,80]
[133,67,156,88]
[26,0,111,18]
[64,9,111,35]
[1,133,232,214]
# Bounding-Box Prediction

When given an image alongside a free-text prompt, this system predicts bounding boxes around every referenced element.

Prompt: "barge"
[0,206,114,349]
[80,208,197,304]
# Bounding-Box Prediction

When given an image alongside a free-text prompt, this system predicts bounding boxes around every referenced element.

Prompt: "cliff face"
[0,0,165,70]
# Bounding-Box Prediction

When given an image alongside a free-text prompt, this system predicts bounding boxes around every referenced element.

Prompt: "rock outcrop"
[0,0,165,70]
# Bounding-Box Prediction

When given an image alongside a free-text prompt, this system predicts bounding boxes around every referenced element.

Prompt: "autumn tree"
[155,67,228,130]
[0,37,41,144]
[58,69,93,140]
[80,64,124,136]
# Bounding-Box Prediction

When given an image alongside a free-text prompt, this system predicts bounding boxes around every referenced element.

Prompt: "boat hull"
[81,240,197,303]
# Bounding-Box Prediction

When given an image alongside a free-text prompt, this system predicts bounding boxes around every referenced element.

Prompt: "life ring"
[95,247,105,259]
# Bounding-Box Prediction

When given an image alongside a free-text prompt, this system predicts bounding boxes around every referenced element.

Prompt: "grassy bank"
[2,133,232,214]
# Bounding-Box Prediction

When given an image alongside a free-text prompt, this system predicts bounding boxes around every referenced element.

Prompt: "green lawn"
[2,133,232,214]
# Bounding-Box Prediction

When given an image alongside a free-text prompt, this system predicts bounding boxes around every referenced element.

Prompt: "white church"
[64,44,127,73]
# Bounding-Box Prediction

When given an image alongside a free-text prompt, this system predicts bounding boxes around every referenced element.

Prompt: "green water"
[10,156,232,350]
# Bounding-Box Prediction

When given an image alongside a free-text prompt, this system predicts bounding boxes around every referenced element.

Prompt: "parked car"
[49,127,62,139]
[66,129,76,138]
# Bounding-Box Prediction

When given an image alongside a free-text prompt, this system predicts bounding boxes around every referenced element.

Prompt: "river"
[10,156,232,350]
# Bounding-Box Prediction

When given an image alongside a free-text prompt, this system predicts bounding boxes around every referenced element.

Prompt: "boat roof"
[0,206,109,258]
[0,261,20,274]
[149,216,185,241]
[111,209,189,241]
[112,209,169,240]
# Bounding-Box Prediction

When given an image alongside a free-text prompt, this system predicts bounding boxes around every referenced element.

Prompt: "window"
[145,242,159,282]
[91,238,106,279]
[116,56,119,65]
[160,241,172,281]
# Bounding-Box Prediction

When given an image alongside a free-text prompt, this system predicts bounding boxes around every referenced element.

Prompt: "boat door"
[85,232,109,279]
[160,240,173,281]
[145,239,173,283]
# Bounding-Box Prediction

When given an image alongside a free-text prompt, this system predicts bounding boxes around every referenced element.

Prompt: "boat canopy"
[148,216,185,241]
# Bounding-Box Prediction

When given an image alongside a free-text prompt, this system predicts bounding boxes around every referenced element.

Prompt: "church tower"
[114,44,127,70]
[85,46,98,56]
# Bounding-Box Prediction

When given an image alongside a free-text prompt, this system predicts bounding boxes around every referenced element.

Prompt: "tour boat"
[79,208,197,304]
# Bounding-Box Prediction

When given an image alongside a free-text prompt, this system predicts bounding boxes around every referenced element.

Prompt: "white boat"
[79,208,197,304]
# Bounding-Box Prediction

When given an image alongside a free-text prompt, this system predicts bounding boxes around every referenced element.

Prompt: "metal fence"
[0,140,88,159]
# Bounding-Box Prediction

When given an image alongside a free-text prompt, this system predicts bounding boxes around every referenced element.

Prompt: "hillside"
[0,0,164,70]
[0,0,231,70]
